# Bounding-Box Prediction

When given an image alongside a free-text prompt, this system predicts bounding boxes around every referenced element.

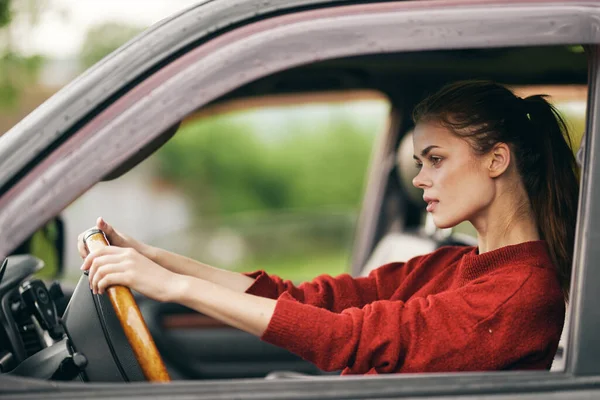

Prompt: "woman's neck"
[472,181,540,254]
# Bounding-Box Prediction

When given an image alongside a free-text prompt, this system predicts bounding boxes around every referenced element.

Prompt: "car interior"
[1,44,587,382]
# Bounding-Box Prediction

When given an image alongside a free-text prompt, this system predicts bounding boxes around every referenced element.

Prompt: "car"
[0,0,597,398]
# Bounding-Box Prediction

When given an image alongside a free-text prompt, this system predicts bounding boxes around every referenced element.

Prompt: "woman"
[79,80,579,374]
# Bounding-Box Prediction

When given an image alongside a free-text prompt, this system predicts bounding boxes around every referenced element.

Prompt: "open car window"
[61,93,391,285]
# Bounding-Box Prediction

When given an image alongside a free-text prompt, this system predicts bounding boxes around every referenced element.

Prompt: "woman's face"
[412,121,495,229]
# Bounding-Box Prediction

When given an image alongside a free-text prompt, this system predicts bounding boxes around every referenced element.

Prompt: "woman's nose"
[412,169,431,189]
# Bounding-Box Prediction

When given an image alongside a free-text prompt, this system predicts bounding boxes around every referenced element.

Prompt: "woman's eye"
[430,156,443,166]
[414,161,423,169]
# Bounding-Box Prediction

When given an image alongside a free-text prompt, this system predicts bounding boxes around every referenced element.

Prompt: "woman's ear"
[488,142,511,178]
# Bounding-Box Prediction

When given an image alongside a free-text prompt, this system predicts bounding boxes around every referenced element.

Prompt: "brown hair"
[413,80,579,299]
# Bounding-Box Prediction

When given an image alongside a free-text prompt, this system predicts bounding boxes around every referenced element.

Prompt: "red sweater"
[245,241,565,375]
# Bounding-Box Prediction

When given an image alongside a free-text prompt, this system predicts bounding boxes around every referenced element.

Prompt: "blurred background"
[1,1,586,285]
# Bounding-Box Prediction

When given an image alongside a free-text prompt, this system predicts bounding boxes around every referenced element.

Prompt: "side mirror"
[10,216,65,279]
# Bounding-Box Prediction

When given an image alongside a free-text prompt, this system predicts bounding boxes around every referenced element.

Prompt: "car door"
[2,0,600,399]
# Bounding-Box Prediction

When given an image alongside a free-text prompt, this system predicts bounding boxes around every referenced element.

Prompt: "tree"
[0,0,47,109]
[0,0,11,27]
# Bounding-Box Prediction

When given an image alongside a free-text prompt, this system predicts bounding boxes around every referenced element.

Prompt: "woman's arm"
[82,245,275,337]
[251,272,562,374]
[79,217,256,293]
[172,275,276,337]
[80,218,425,312]
[83,245,557,374]
[83,245,556,374]
[144,245,256,293]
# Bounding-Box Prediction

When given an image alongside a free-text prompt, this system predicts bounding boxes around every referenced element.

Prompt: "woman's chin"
[432,215,458,230]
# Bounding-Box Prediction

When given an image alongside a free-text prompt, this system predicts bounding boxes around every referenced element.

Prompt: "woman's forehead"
[412,122,464,150]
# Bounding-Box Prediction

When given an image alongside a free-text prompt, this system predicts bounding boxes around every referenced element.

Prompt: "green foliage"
[0,0,46,110]
[253,249,348,281]
[79,22,144,70]
[0,51,44,108]
[155,106,382,218]
[29,219,60,279]
[150,104,389,280]
[0,0,11,28]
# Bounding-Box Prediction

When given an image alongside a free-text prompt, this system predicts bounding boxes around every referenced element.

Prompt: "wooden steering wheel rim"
[83,229,171,382]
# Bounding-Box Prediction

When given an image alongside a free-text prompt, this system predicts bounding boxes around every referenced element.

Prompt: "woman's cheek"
[435,169,481,228]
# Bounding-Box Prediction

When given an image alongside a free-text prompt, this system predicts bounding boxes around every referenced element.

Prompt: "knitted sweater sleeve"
[244,258,424,313]
[260,269,564,373]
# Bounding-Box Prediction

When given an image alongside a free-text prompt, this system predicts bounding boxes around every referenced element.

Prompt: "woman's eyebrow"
[413,145,441,160]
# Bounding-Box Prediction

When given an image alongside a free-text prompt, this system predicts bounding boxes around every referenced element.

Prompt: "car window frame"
[1,0,600,397]
[568,44,600,376]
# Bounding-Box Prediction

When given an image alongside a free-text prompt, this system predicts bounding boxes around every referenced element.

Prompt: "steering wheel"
[83,229,171,382]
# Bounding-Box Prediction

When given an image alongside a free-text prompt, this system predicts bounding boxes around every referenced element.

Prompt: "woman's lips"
[426,200,439,212]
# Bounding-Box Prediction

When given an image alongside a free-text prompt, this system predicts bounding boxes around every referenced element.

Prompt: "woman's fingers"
[84,247,141,293]
[97,272,130,295]
[81,246,125,271]
[96,217,123,246]
[78,224,101,259]
[87,253,124,281]
[90,263,124,294]
[82,248,177,301]
[96,217,111,234]
[78,220,109,259]
[77,232,88,259]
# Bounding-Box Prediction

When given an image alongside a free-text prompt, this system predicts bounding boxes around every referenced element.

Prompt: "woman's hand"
[81,244,276,338]
[76,217,256,294]
[77,217,147,260]
[81,245,184,303]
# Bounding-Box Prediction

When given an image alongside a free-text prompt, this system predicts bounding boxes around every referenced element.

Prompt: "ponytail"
[522,96,579,300]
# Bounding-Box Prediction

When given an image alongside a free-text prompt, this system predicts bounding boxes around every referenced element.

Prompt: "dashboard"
[0,254,147,382]
[0,255,66,373]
